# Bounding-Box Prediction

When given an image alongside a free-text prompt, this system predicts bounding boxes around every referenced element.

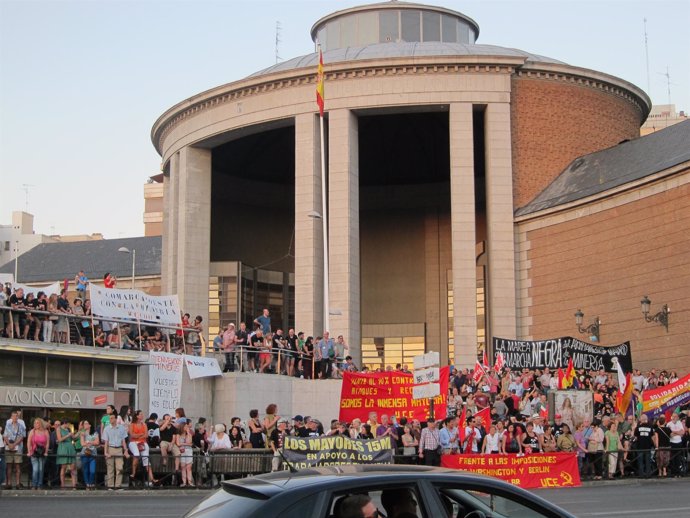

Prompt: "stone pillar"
[328,109,361,366]
[294,113,324,336]
[175,146,212,331]
[163,153,180,296]
[449,103,477,368]
[485,102,517,342]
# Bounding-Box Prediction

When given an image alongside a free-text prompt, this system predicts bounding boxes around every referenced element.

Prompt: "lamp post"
[574,309,600,342]
[118,247,136,290]
[640,295,669,331]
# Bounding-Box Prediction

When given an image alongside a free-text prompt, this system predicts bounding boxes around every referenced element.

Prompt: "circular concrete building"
[152,1,682,371]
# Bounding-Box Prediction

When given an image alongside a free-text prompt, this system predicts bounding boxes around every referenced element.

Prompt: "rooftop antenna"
[275,21,282,64]
[21,183,35,212]
[643,18,650,96]
[659,66,673,105]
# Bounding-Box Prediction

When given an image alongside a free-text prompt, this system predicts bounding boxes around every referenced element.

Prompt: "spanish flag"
[316,47,325,116]
[563,357,576,389]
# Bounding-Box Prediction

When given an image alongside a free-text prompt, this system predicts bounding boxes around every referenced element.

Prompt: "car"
[184,464,577,518]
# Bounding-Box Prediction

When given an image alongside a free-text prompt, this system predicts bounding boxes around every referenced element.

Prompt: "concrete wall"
[213,373,342,428]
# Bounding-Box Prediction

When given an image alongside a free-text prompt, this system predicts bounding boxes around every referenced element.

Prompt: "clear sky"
[1,0,688,239]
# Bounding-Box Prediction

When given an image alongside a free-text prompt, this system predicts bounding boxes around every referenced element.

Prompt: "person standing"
[235,322,249,372]
[3,410,26,489]
[27,418,49,489]
[317,331,335,379]
[222,323,237,372]
[253,308,271,335]
[56,421,78,488]
[667,412,686,477]
[418,418,441,466]
[269,419,288,471]
[103,414,129,490]
[633,415,654,478]
[74,270,89,301]
[128,410,157,487]
[79,421,99,490]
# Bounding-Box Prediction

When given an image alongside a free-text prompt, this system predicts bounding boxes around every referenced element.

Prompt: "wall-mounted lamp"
[640,295,669,331]
[574,309,600,342]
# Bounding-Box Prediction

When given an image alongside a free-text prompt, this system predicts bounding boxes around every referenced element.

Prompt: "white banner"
[149,352,183,416]
[11,281,61,297]
[413,351,440,370]
[184,355,222,379]
[90,285,181,326]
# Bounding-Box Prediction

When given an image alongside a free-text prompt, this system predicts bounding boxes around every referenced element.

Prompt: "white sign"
[0,385,117,409]
[149,352,183,416]
[412,383,440,400]
[413,367,440,385]
[12,281,61,297]
[184,355,222,379]
[90,285,181,326]
[413,351,440,370]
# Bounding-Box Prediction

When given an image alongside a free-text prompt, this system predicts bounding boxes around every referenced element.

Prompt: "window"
[117,364,137,385]
[326,485,427,518]
[23,357,46,386]
[0,354,21,383]
[434,486,555,518]
[3,241,9,251]
[401,10,420,42]
[379,10,399,42]
[422,11,440,41]
[361,336,425,371]
[47,359,69,386]
[70,360,92,387]
[94,362,115,388]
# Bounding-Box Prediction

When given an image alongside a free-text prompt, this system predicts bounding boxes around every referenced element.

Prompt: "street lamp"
[640,295,669,331]
[118,247,136,290]
[574,309,600,342]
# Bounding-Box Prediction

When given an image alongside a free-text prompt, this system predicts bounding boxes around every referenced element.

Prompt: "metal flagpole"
[317,44,329,334]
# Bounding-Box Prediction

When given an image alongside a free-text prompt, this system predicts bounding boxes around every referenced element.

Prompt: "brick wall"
[511,77,644,208]
[520,180,690,374]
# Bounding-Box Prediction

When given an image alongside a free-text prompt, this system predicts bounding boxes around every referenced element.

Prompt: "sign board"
[282,435,393,469]
[0,386,121,409]
[90,285,182,326]
[413,351,440,370]
[149,352,183,415]
[412,383,440,400]
[184,355,222,379]
[413,367,440,384]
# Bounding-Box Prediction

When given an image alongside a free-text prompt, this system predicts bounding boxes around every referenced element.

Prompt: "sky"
[1,0,688,239]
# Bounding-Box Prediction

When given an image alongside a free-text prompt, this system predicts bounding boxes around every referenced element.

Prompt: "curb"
[0,488,214,497]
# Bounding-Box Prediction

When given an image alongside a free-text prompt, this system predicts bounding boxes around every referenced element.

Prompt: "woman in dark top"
[302,336,315,380]
[522,423,541,454]
[229,426,243,449]
[248,409,265,448]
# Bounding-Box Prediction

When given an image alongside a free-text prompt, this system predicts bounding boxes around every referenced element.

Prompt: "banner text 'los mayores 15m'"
[339,367,449,423]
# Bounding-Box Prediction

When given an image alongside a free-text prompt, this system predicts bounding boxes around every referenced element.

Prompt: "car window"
[278,494,319,518]
[433,486,554,518]
[325,484,427,518]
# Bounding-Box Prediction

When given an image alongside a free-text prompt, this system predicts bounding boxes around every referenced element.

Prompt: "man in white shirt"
[668,412,686,477]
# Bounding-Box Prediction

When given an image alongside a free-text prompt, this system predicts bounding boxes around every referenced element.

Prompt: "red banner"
[339,367,449,423]
[441,452,581,489]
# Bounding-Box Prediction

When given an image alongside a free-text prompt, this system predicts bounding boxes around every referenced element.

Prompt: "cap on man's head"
[293,415,304,422]
[555,413,562,419]
[532,413,541,419]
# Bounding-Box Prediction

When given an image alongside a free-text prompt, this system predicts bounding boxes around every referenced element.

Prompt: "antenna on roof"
[643,18,650,96]
[659,66,673,105]
[21,184,35,212]
[275,21,282,64]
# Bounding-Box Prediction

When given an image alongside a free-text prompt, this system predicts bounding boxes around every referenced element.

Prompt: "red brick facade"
[522,179,690,374]
[511,77,644,209]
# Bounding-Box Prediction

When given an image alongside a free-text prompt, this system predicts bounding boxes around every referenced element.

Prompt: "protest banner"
[441,452,581,489]
[339,367,449,423]
[90,285,181,326]
[11,281,61,297]
[184,355,223,379]
[640,373,690,419]
[149,352,183,416]
[282,435,393,469]
[492,336,632,373]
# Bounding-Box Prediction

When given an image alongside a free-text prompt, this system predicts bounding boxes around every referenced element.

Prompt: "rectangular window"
[47,359,70,386]
[379,10,399,42]
[0,354,21,383]
[117,364,138,385]
[94,362,115,388]
[3,241,9,252]
[401,10,420,42]
[441,14,457,42]
[23,357,46,386]
[70,360,92,387]
[422,11,440,41]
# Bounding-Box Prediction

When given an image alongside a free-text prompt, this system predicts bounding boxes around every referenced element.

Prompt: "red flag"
[472,361,485,383]
[557,368,565,389]
[457,405,467,444]
[482,350,490,371]
[564,357,576,388]
[316,48,325,116]
[493,352,505,373]
[475,406,491,427]
[539,406,548,419]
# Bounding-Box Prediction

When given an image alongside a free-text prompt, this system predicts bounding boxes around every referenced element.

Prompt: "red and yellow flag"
[316,48,325,116]
[563,357,576,389]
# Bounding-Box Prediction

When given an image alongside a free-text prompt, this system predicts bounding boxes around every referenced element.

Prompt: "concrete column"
[328,109,361,366]
[294,113,324,335]
[485,102,517,341]
[162,155,178,296]
[449,103,477,368]
[176,146,212,330]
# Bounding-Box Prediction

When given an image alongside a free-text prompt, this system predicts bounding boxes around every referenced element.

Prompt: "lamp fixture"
[574,309,600,342]
[640,295,669,331]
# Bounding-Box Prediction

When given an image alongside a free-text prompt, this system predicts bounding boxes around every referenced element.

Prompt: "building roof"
[250,41,564,77]
[0,236,161,284]
[516,120,690,217]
